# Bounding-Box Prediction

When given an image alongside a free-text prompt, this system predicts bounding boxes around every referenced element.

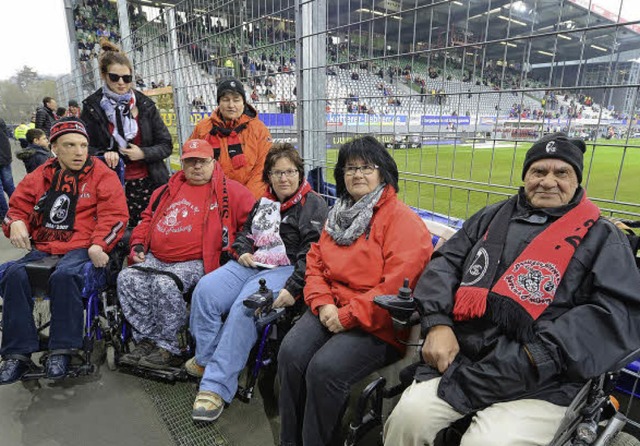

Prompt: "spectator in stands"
[35,97,58,137]
[13,122,29,149]
[188,143,328,422]
[0,119,15,221]
[277,136,433,446]
[16,128,51,173]
[0,118,128,383]
[384,133,640,446]
[116,139,255,369]
[56,107,67,118]
[81,39,172,227]
[67,100,81,118]
[189,77,272,199]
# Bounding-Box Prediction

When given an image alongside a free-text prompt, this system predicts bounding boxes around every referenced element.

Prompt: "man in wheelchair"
[384,133,640,445]
[0,118,129,384]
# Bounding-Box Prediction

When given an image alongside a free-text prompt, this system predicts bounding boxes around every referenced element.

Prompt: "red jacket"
[188,105,271,199]
[130,163,255,273]
[2,157,128,254]
[304,186,433,351]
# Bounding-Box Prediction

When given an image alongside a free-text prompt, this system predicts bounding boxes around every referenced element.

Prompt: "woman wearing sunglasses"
[81,39,172,227]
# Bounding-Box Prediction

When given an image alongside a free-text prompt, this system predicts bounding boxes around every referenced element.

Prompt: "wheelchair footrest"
[117,362,190,383]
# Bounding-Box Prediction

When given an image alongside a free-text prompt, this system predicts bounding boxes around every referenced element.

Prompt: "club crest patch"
[50,195,71,224]
[545,141,557,153]
[460,247,489,286]
[503,260,560,305]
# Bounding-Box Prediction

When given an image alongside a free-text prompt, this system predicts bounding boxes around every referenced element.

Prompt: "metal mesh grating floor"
[141,378,231,446]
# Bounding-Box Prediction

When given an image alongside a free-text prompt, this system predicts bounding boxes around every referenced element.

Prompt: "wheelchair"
[346,281,640,446]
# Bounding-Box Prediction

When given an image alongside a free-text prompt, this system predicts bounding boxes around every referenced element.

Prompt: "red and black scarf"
[206,121,248,169]
[264,178,312,212]
[212,162,234,263]
[32,158,95,243]
[452,193,600,342]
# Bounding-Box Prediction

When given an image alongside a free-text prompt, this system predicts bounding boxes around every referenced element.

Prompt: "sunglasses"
[107,73,133,83]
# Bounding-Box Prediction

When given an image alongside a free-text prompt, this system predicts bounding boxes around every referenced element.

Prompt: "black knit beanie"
[522,132,586,183]
[216,78,246,104]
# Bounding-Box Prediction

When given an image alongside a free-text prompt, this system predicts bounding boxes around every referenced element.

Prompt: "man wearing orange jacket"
[189,78,272,199]
[0,118,129,383]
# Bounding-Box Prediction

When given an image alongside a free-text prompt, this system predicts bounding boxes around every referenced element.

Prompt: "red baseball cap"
[181,139,214,159]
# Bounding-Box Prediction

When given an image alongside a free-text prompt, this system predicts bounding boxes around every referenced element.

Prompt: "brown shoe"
[138,347,183,369]
[184,357,204,378]
[119,339,155,366]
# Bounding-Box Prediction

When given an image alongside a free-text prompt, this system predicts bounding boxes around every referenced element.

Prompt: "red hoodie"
[2,157,128,254]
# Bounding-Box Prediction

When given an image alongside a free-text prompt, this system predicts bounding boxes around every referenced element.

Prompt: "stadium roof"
[129,0,640,65]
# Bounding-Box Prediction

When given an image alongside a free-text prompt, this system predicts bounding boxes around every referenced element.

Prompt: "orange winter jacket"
[304,186,433,351]
[189,105,271,199]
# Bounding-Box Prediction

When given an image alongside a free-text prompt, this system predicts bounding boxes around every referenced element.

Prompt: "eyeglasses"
[344,164,379,176]
[107,73,133,83]
[269,169,299,178]
[183,158,214,167]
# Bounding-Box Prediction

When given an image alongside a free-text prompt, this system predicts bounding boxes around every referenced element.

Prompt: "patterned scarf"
[100,85,138,149]
[452,193,600,342]
[325,183,385,246]
[250,198,291,266]
[32,158,95,243]
[206,121,248,169]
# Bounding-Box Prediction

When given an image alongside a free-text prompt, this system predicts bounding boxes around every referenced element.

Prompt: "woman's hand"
[318,304,344,333]
[104,151,120,168]
[273,289,295,308]
[132,250,145,263]
[120,143,145,161]
[421,325,460,373]
[238,253,257,268]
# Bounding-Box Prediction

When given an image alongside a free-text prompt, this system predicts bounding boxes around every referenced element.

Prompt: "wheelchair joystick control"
[373,278,417,327]
[243,279,274,311]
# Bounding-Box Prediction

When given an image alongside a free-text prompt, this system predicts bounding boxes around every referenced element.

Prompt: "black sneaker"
[138,348,183,370]
[119,340,156,366]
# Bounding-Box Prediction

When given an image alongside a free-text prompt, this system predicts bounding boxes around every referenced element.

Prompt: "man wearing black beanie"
[385,133,640,445]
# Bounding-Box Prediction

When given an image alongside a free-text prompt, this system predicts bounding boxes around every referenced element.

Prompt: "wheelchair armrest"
[256,307,286,330]
[25,256,61,299]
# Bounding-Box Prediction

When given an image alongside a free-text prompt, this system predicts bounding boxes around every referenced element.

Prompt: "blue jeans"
[0,249,89,355]
[0,163,15,219]
[189,260,294,403]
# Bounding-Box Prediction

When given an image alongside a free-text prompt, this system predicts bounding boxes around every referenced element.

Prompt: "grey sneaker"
[119,340,155,366]
[184,357,205,378]
[192,391,224,422]
[138,347,184,370]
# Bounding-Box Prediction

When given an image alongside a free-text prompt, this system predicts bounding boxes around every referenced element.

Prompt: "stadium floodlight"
[591,44,608,52]
[498,15,527,26]
[452,1,464,5]
[500,41,518,47]
[469,7,501,20]
[537,50,554,56]
[558,34,572,40]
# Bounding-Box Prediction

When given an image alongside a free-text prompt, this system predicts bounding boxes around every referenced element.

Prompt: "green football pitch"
[325,138,640,221]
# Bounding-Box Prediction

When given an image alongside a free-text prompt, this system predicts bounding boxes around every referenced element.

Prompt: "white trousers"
[384,378,567,446]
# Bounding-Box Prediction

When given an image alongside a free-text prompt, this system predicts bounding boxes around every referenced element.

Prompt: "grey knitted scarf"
[325,183,385,246]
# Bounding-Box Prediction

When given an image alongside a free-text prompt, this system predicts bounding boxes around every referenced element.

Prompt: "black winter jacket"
[35,106,56,137]
[414,188,640,414]
[233,191,328,297]
[0,121,11,166]
[81,89,172,185]
[16,143,51,173]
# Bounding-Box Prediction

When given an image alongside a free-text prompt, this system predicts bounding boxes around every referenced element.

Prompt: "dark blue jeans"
[277,310,400,446]
[0,248,89,356]
[0,163,15,219]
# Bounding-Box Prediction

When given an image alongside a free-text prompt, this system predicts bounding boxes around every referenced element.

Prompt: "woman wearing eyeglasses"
[188,143,328,422]
[81,39,172,227]
[277,136,434,446]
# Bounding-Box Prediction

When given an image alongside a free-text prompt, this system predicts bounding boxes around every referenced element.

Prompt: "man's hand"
[132,250,145,264]
[273,288,295,308]
[9,220,31,250]
[88,244,109,268]
[422,325,460,373]
[318,304,344,333]
[120,144,145,161]
[104,151,120,168]
[238,253,257,268]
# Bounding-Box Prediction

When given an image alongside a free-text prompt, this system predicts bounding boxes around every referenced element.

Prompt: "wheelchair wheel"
[106,345,117,371]
[608,432,640,446]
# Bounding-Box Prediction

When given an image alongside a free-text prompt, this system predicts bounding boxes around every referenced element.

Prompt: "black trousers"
[277,310,400,446]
